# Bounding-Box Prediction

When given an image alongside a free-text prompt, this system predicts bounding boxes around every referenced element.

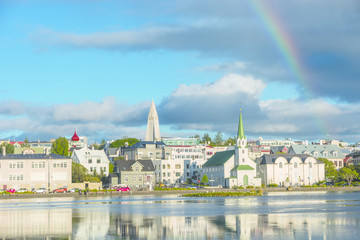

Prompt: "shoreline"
[1,186,360,200]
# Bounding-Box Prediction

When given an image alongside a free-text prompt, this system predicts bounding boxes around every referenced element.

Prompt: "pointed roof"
[238,109,245,140]
[71,131,80,141]
[145,100,161,142]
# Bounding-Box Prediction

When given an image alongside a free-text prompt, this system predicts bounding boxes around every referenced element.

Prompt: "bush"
[246,185,254,189]
[268,183,278,187]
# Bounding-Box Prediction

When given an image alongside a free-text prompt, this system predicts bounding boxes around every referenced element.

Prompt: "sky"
[1,0,360,144]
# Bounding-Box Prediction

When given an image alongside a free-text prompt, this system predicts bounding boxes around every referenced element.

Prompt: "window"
[90,167,93,172]
[186,164,190,169]
[133,176,137,181]
[175,164,181,169]
[162,165,165,169]
[294,162,298,168]
[176,172,181,177]
[124,176,128,182]
[309,162,312,168]
[88,159,92,164]
[167,165,170,169]
[163,173,166,177]
[339,161,342,167]
[279,162,283,168]
[53,163,56,168]
[97,159,101,163]
[103,167,106,172]
[139,176,142,181]
[167,172,171,177]
[64,162,67,168]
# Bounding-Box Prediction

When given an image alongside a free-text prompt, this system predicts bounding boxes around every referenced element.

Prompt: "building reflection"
[0,208,72,239]
[1,203,360,239]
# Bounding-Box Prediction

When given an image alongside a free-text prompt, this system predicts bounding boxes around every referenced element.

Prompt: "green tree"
[22,138,30,147]
[340,167,359,186]
[202,133,212,144]
[0,143,14,154]
[224,137,236,146]
[109,163,114,173]
[51,137,69,157]
[110,137,139,148]
[72,162,88,183]
[214,132,223,145]
[319,158,338,182]
[201,174,209,185]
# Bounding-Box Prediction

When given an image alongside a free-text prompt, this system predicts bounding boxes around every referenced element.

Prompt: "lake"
[1,191,360,239]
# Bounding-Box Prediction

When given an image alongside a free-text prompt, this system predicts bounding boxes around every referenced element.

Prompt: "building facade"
[71,147,110,176]
[0,148,72,191]
[257,154,325,186]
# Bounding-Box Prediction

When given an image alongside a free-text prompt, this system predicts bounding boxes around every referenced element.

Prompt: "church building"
[201,110,261,188]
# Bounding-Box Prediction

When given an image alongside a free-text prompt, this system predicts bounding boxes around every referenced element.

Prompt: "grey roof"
[0,153,71,160]
[288,144,345,159]
[270,146,287,153]
[346,151,360,158]
[115,160,155,172]
[258,154,324,165]
[107,148,119,155]
[126,141,165,149]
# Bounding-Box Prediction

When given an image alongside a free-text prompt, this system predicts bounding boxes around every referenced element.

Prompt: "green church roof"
[203,150,235,167]
[238,110,245,140]
[231,165,254,171]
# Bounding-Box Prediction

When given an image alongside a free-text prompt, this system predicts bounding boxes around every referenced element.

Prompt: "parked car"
[117,187,130,192]
[53,188,67,193]
[6,188,16,193]
[17,188,28,193]
[35,188,47,194]
[69,188,80,193]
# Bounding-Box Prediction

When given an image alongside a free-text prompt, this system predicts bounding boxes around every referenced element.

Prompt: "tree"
[214,132,223,145]
[51,137,69,157]
[224,137,236,146]
[72,162,88,183]
[109,163,114,173]
[319,158,338,182]
[340,167,359,186]
[110,137,139,148]
[202,133,212,144]
[22,138,30,147]
[0,143,14,154]
[201,174,209,185]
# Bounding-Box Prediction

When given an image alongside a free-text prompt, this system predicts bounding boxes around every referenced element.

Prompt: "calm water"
[1,191,360,239]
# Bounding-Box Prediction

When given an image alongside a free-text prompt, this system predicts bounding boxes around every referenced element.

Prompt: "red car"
[117,187,130,192]
[6,188,16,193]
[53,188,67,193]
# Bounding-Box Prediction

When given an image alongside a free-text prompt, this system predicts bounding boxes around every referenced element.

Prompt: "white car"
[17,188,28,193]
[35,188,47,194]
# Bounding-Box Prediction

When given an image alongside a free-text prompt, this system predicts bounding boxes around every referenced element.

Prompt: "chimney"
[45,148,49,155]
[125,155,128,161]
[2,146,5,156]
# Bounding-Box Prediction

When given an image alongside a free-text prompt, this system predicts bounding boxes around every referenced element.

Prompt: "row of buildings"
[1,100,357,191]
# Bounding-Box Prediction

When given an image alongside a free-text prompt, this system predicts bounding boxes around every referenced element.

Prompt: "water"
[1,191,360,239]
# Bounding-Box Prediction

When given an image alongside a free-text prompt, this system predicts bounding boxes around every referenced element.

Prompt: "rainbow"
[248,0,329,138]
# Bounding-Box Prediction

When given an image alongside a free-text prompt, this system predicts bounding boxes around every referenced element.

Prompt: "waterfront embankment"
[1,186,360,200]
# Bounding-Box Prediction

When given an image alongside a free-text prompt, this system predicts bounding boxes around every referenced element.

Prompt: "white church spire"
[145,100,161,142]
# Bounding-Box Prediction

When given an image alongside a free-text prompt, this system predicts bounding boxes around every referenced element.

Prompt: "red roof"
[71,131,80,141]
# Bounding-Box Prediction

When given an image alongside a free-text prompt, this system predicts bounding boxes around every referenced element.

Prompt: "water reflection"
[1,192,360,239]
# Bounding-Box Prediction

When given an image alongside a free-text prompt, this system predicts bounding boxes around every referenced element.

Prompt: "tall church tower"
[235,109,248,166]
[145,100,161,142]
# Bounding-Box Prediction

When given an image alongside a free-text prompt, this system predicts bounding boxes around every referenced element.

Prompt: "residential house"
[110,159,155,189]
[71,146,110,176]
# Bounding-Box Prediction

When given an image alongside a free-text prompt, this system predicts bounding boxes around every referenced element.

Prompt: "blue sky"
[1,0,360,144]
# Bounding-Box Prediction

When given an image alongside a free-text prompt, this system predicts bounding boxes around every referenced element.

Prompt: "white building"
[202,110,261,188]
[256,154,325,186]
[0,147,72,191]
[71,147,110,176]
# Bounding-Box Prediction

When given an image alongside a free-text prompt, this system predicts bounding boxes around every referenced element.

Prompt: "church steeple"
[145,100,161,142]
[238,109,245,140]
